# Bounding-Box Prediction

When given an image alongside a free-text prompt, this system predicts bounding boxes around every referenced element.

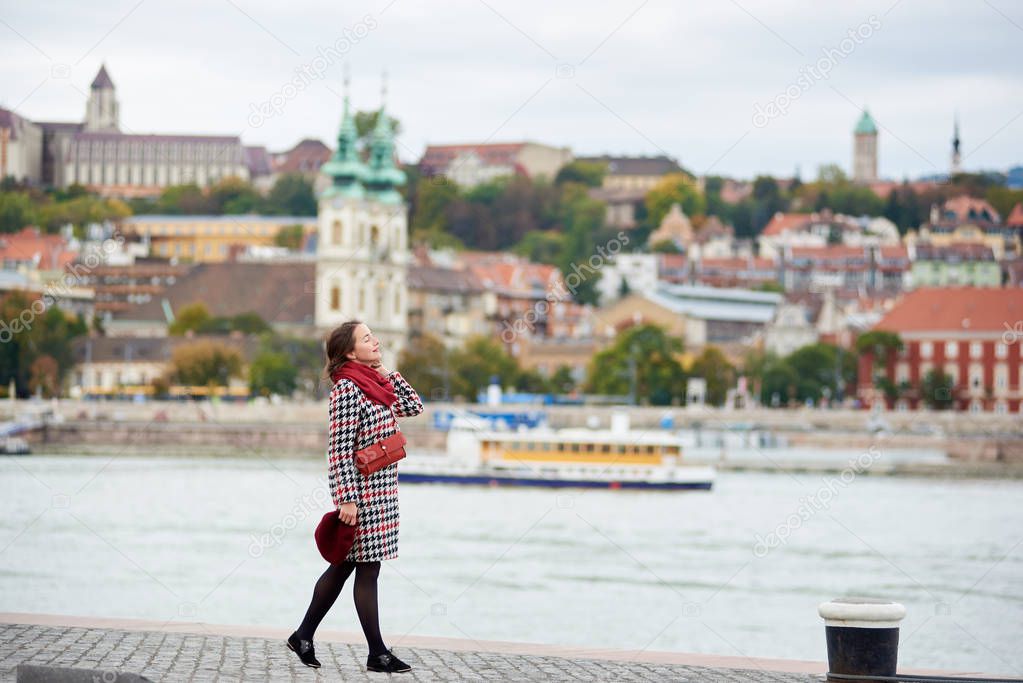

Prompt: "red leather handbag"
[354,430,407,476]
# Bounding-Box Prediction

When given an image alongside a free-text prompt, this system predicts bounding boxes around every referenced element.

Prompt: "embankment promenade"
[1,612,1011,682]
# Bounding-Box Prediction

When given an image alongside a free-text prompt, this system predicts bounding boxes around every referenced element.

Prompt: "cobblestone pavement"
[0,622,825,682]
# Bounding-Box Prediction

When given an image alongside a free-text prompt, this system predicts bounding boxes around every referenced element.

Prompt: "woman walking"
[288,320,424,674]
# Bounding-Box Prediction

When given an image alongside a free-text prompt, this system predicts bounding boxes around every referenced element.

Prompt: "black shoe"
[367,649,412,673]
[287,631,321,668]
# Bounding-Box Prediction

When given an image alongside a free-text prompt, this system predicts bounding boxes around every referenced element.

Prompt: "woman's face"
[346,323,381,364]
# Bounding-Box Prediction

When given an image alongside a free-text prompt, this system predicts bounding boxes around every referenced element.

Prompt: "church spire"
[320,64,367,199]
[364,70,406,205]
[951,113,962,175]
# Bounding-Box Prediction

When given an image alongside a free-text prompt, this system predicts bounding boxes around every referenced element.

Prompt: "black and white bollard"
[818,597,906,681]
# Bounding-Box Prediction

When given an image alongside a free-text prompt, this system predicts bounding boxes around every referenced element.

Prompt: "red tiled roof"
[761,212,810,236]
[700,257,775,270]
[468,261,560,295]
[420,143,526,169]
[941,195,1001,224]
[790,245,865,259]
[271,139,331,174]
[874,288,1023,333]
[657,253,687,269]
[0,228,76,270]
[879,246,908,259]
[1007,202,1023,227]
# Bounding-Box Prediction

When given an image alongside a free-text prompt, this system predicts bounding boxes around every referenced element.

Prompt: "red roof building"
[0,227,76,271]
[857,288,1023,413]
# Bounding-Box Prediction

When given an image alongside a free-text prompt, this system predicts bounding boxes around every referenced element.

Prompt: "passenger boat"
[399,411,715,490]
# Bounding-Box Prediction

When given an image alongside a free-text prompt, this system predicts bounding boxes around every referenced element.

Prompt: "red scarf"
[331,361,397,408]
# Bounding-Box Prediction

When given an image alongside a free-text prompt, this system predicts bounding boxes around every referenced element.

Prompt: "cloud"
[1,0,1020,179]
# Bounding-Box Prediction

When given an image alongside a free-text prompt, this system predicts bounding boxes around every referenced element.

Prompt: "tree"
[265,173,316,216]
[515,368,552,393]
[229,312,271,334]
[410,176,459,237]
[209,176,260,214]
[354,111,402,147]
[690,346,735,407]
[169,302,213,336]
[169,341,243,386]
[274,224,305,250]
[855,330,903,371]
[156,184,211,214]
[644,173,706,227]
[257,333,323,396]
[554,160,607,187]
[921,368,954,410]
[556,184,606,305]
[584,323,685,406]
[38,195,130,231]
[249,351,297,396]
[29,355,60,397]
[447,336,520,401]
[760,358,800,406]
[785,343,856,403]
[549,365,577,393]
[513,230,564,265]
[397,333,451,400]
[0,191,38,232]
[0,292,87,397]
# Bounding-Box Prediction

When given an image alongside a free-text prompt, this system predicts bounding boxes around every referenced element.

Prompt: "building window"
[970,341,983,358]
[330,285,341,311]
[895,363,909,384]
[332,220,342,245]
[943,364,958,385]
[945,341,958,358]
[994,401,1007,415]
[995,365,1008,392]
[969,365,983,390]
[920,341,933,359]
[995,343,1008,359]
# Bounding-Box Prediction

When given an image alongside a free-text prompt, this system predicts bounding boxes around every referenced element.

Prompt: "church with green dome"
[315,76,410,368]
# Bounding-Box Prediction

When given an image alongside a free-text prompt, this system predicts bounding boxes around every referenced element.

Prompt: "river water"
[1,452,1020,675]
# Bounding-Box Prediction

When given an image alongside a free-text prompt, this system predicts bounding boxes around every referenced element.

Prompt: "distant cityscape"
[1,64,1022,415]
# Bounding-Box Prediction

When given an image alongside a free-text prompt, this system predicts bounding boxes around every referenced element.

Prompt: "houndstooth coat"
[326,369,424,562]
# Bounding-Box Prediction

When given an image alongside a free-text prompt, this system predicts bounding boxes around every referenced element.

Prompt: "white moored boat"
[399,410,715,491]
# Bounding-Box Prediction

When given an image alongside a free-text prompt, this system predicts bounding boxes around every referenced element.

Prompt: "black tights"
[296,560,387,656]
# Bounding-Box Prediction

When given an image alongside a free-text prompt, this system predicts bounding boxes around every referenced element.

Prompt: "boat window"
[511,441,520,450]
[583,443,594,453]
[571,443,580,452]
[617,445,626,454]
[646,445,655,454]
[601,444,611,453]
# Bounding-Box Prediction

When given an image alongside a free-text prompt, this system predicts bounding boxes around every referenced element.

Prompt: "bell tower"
[85,64,120,132]
[315,69,410,369]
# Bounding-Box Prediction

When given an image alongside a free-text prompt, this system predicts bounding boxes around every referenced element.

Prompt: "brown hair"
[323,319,362,384]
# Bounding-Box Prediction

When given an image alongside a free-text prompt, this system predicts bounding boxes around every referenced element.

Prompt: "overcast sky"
[3,0,1021,181]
